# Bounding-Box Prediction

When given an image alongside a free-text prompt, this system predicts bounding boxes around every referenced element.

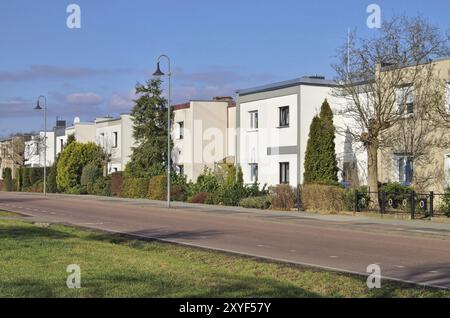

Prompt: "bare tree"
[333,16,450,205]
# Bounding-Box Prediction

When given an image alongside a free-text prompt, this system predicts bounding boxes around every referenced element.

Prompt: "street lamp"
[153,55,172,208]
[35,95,47,196]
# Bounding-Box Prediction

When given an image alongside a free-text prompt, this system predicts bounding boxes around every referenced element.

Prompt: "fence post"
[429,191,434,218]
[354,190,359,213]
[380,191,386,214]
[410,191,416,220]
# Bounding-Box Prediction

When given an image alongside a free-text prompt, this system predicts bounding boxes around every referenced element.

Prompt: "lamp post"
[35,96,47,196]
[153,55,172,208]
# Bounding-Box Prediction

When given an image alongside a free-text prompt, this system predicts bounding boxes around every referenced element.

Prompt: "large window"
[279,162,290,184]
[249,163,258,183]
[249,111,258,129]
[395,155,413,186]
[279,106,289,127]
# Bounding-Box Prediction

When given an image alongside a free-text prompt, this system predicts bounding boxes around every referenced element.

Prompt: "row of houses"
[2,57,450,192]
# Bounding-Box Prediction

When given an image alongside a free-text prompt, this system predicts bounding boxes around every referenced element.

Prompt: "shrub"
[2,168,13,191]
[270,184,296,211]
[189,192,213,204]
[187,168,220,198]
[47,162,58,193]
[57,141,105,192]
[379,183,413,209]
[344,186,368,211]
[301,184,347,213]
[29,167,44,186]
[91,177,112,197]
[111,172,124,197]
[148,175,187,202]
[148,175,166,201]
[81,163,103,194]
[22,168,31,189]
[30,181,44,193]
[239,196,271,209]
[441,188,450,217]
[0,180,3,191]
[121,177,149,199]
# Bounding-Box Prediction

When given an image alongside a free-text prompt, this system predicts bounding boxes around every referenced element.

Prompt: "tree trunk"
[367,143,379,209]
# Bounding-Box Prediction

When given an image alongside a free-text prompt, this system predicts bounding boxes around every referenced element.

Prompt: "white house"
[172,97,236,182]
[56,117,95,155]
[94,114,135,174]
[236,76,360,187]
[24,119,66,167]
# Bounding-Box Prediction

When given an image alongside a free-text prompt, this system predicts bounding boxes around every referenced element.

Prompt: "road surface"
[1,192,450,289]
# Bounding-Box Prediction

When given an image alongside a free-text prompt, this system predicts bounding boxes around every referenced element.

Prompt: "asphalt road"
[1,192,450,289]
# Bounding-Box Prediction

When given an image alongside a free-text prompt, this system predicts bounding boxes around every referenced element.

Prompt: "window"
[395,155,413,186]
[178,165,184,175]
[249,111,258,129]
[113,132,118,148]
[177,122,184,140]
[60,139,64,151]
[279,162,290,184]
[113,168,118,173]
[249,163,258,182]
[279,106,289,127]
[396,86,414,116]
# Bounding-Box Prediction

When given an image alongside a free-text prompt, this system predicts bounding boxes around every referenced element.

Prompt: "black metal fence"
[355,190,449,219]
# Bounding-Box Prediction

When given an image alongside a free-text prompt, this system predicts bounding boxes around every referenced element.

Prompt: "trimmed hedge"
[148,175,187,202]
[111,172,124,197]
[121,177,149,199]
[301,184,347,213]
[239,196,271,210]
[189,192,212,204]
[269,185,296,211]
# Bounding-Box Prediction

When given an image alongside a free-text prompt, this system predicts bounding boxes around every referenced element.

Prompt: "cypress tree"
[303,116,322,184]
[303,99,339,185]
[318,99,338,184]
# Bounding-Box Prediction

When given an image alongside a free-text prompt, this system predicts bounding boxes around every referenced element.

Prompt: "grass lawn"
[0,216,449,298]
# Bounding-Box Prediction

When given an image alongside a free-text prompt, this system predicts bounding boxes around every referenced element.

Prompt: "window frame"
[177,122,184,140]
[112,132,118,148]
[395,154,413,186]
[249,163,258,183]
[249,110,259,130]
[279,106,290,128]
[279,162,290,184]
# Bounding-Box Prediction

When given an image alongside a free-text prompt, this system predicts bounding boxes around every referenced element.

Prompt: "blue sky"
[1,0,449,137]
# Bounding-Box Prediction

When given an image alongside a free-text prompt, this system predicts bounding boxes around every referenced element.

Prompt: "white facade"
[53,115,134,174]
[172,98,236,182]
[94,114,135,174]
[24,132,55,167]
[237,76,361,188]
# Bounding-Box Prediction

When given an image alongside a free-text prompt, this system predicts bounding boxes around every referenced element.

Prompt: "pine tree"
[125,79,173,178]
[303,99,339,184]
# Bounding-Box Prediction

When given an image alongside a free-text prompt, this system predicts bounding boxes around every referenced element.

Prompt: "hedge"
[301,184,347,213]
[121,177,149,199]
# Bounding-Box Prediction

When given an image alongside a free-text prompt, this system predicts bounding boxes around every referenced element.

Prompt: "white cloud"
[64,92,104,106]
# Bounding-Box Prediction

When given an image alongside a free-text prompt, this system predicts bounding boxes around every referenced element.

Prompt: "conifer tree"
[303,99,338,184]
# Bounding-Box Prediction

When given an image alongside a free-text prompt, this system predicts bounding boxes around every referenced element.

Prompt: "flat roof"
[237,76,337,96]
